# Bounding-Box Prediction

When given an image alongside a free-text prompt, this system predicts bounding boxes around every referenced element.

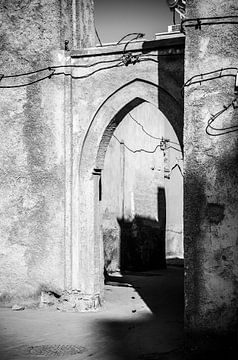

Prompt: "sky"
[94,0,177,44]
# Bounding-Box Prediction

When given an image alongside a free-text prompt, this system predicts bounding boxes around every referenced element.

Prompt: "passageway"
[101,102,183,275]
[98,101,184,359]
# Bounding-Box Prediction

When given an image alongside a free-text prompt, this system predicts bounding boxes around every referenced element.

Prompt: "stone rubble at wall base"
[40,290,101,312]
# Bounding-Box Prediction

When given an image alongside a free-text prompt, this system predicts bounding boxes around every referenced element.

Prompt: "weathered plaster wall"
[71,50,160,297]
[184,0,238,333]
[0,0,94,306]
[70,35,184,299]
[0,4,184,309]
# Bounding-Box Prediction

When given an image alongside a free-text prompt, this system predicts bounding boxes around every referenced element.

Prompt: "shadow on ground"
[102,266,184,360]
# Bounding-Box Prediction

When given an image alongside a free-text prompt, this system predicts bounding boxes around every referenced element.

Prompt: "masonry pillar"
[69,168,103,310]
[184,0,238,337]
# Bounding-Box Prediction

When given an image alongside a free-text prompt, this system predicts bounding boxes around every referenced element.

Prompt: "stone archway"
[72,78,183,307]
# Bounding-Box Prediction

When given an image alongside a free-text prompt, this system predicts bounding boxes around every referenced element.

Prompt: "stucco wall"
[0,0,184,309]
[184,0,238,333]
[0,0,94,305]
[70,50,160,296]
[70,36,184,297]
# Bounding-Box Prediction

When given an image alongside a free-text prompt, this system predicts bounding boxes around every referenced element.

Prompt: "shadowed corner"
[116,187,166,273]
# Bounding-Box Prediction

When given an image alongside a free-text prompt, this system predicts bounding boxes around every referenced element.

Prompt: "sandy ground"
[0,267,184,360]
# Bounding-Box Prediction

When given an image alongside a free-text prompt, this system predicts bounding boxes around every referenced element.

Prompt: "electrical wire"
[167,145,183,152]
[170,163,184,177]
[140,54,158,57]
[53,58,159,80]
[206,99,238,136]
[182,67,238,95]
[121,53,159,66]
[113,134,184,176]
[184,74,236,89]
[117,33,145,45]
[123,34,145,54]
[182,68,238,137]
[184,67,238,86]
[181,16,238,33]
[206,126,238,136]
[181,74,236,96]
[0,63,127,88]
[0,71,56,88]
[113,136,182,154]
[0,54,159,88]
[53,62,125,80]
[139,57,160,65]
[2,58,124,79]
[113,134,162,154]
[128,113,181,147]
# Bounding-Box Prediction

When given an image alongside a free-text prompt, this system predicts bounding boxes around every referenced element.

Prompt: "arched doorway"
[102,101,183,274]
[74,78,183,304]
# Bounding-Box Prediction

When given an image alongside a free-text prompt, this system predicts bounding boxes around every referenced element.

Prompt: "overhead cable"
[170,163,184,177]
[2,58,124,79]
[113,134,184,176]
[0,55,159,88]
[113,134,162,154]
[182,67,238,95]
[53,62,125,81]
[128,113,181,147]
[181,15,238,33]
[0,71,56,89]
[122,34,145,54]
[206,98,238,136]
[117,33,145,45]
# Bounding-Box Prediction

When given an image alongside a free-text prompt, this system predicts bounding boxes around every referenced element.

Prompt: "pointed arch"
[79,78,183,177]
[72,77,183,299]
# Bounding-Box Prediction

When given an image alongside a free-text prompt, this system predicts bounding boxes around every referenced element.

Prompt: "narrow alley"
[1,1,238,359]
